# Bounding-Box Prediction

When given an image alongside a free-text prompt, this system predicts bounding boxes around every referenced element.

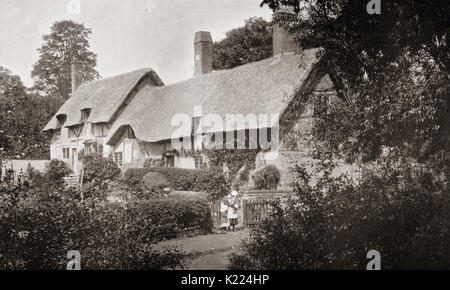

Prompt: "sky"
[0,0,272,87]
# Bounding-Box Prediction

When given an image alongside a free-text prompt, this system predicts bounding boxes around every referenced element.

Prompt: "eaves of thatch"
[106,48,322,145]
[43,68,164,131]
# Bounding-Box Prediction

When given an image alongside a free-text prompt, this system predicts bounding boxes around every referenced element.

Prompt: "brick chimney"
[273,6,297,56]
[71,61,83,95]
[194,31,213,75]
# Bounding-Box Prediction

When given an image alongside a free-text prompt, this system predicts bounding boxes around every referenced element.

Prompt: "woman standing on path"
[225,187,240,231]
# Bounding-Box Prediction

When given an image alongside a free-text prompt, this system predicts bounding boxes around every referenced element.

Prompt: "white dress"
[226,193,239,219]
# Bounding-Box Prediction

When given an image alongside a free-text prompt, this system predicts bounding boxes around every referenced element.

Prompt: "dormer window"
[81,108,91,122]
[56,114,67,127]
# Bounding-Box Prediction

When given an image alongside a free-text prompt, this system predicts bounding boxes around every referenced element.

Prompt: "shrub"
[143,158,165,168]
[141,172,170,198]
[147,167,199,191]
[229,160,450,270]
[251,165,280,190]
[127,196,213,242]
[123,167,229,200]
[83,154,121,186]
[123,168,147,187]
[0,186,187,270]
[194,168,229,200]
[45,159,72,185]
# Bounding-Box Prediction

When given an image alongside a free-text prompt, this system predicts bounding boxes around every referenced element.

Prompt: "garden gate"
[243,199,274,227]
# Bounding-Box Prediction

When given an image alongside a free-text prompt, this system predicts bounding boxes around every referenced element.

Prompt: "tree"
[261,0,449,178]
[213,17,273,70]
[31,20,100,99]
[0,67,60,161]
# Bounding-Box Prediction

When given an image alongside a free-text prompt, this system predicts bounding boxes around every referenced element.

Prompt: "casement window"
[63,148,70,159]
[81,109,91,122]
[194,155,203,169]
[56,114,66,127]
[114,152,123,167]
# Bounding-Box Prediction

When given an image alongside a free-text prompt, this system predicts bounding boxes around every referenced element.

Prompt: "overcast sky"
[0,0,272,87]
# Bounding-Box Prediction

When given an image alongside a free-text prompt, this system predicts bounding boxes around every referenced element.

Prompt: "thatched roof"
[106,48,321,145]
[43,68,164,131]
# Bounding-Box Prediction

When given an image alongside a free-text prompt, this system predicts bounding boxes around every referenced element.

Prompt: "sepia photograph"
[0,0,449,279]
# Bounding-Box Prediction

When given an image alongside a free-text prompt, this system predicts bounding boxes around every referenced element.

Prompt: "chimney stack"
[194,31,213,75]
[273,6,297,56]
[71,61,83,95]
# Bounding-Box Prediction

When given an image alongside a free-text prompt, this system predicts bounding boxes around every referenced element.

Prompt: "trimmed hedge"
[142,172,169,197]
[123,167,229,200]
[147,167,200,191]
[127,195,213,242]
[0,186,213,269]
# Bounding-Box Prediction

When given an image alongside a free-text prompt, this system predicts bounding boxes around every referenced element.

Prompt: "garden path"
[155,229,250,270]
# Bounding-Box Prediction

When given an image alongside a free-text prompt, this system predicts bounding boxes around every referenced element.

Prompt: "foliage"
[31,20,100,99]
[82,154,121,187]
[0,186,188,270]
[143,158,165,168]
[229,157,450,270]
[124,167,229,200]
[45,159,72,185]
[251,165,281,190]
[127,196,213,242]
[193,168,229,200]
[205,149,259,181]
[147,167,199,191]
[213,17,273,70]
[261,0,449,180]
[123,168,148,190]
[141,172,170,198]
[0,67,61,161]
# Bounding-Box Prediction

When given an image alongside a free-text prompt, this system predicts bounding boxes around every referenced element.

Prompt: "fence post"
[243,199,247,228]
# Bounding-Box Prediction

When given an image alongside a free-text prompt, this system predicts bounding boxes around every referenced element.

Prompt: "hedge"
[123,167,229,200]
[0,185,213,270]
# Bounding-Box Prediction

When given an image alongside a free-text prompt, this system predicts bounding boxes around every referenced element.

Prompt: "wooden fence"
[210,190,294,228]
[243,199,275,227]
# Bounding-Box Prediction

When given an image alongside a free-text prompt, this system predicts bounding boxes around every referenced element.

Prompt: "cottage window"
[63,148,70,159]
[56,115,67,127]
[114,152,123,167]
[81,109,91,122]
[194,155,203,169]
[93,123,109,137]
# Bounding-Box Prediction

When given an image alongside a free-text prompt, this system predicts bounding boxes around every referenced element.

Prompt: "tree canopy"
[0,67,61,161]
[261,0,449,177]
[31,20,100,99]
[213,17,273,70]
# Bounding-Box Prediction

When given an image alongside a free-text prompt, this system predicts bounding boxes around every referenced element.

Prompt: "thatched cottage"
[44,8,340,187]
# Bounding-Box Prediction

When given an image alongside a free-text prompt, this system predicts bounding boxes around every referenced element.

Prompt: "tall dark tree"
[261,0,449,177]
[0,67,58,161]
[31,20,100,99]
[213,17,273,70]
